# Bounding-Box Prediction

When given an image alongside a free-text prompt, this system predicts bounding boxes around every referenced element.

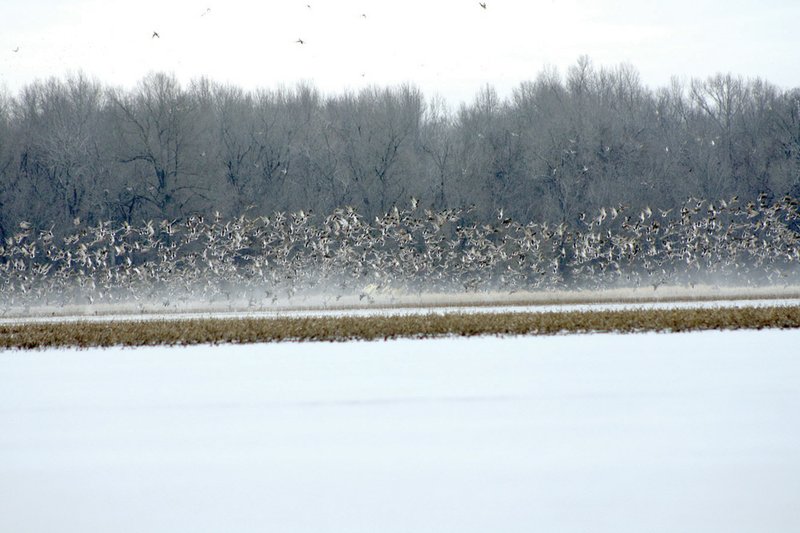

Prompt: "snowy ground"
[2,329,799,532]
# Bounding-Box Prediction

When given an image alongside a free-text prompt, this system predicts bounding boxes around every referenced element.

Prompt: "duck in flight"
[296,38,305,44]
[12,47,19,52]
[479,2,487,8]
[152,31,160,38]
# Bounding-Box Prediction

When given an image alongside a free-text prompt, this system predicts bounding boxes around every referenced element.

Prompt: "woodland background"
[1,56,799,239]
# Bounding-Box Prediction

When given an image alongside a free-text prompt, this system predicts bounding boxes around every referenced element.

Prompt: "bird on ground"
[152,31,160,38]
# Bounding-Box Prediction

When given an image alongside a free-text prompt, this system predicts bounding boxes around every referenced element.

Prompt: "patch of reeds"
[2,305,799,350]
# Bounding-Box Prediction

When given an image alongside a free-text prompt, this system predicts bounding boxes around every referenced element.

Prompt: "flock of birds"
[141,2,489,48]
[0,194,798,311]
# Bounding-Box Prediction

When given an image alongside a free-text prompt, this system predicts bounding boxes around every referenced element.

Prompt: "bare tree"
[0,64,798,234]
[689,74,753,196]
[109,72,207,221]
[775,88,800,197]
[189,78,255,216]
[6,74,108,231]
[420,95,455,209]
[327,85,423,216]
[0,88,14,240]
[508,63,596,223]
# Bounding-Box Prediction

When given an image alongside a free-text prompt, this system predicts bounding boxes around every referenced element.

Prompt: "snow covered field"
[2,328,799,532]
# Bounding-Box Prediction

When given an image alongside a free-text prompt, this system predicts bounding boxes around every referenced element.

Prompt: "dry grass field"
[3,303,799,349]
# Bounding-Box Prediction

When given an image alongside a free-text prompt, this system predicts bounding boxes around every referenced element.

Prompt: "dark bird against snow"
[152,31,160,38]
[479,2,487,8]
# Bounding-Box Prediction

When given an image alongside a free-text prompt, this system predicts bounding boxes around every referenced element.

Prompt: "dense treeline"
[1,56,799,241]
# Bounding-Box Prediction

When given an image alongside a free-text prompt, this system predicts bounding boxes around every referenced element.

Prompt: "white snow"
[2,329,800,532]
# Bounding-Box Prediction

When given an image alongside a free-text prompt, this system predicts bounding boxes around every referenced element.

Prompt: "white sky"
[1,0,799,105]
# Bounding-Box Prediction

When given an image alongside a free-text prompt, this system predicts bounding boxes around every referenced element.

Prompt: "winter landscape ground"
[2,295,800,532]
[3,3,800,530]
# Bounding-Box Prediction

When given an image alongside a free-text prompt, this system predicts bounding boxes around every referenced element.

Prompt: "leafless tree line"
[1,57,799,241]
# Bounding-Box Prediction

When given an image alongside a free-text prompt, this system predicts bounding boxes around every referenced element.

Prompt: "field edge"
[2,304,799,349]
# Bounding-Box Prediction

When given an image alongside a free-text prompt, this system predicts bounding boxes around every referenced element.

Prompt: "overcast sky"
[1,0,798,105]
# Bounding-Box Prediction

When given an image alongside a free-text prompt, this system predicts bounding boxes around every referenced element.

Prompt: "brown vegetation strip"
[2,306,799,350]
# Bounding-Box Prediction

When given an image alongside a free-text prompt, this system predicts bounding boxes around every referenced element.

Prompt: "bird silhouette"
[201,8,211,16]
[296,38,305,44]
[152,31,160,38]
[479,2,487,8]
[12,46,19,52]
